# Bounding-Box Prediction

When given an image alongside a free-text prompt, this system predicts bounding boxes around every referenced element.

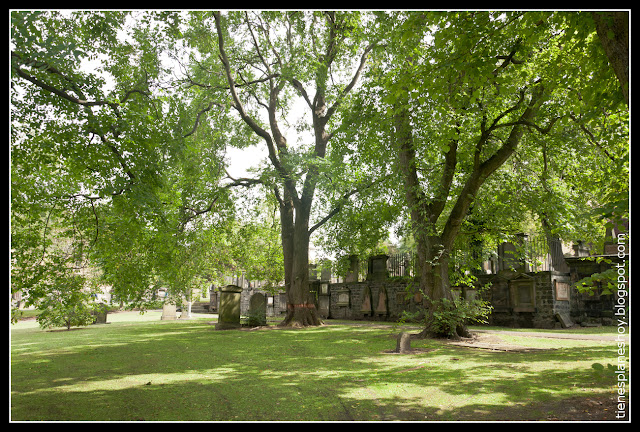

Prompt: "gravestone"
[360,286,373,316]
[161,303,177,320]
[317,282,330,318]
[215,285,243,330]
[375,285,388,317]
[367,254,389,281]
[395,332,411,353]
[91,303,108,324]
[248,292,267,326]
[555,311,574,328]
[345,255,360,282]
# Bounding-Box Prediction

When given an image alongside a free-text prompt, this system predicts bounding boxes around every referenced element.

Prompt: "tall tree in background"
[10,11,248,309]
[203,11,378,326]
[346,11,628,337]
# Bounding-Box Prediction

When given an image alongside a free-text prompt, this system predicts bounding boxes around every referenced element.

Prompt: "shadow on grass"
[10,321,621,421]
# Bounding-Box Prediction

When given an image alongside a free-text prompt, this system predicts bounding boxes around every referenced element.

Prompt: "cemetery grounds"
[10,311,629,421]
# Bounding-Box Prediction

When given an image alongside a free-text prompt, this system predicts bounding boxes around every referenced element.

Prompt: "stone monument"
[367,254,389,281]
[215,285,243,330]
[161,302,177,320]
[248,292,267,326]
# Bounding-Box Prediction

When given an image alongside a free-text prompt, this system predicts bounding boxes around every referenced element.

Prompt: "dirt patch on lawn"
[447,332,557,352]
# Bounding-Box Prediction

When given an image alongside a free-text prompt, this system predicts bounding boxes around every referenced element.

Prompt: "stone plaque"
[555,281,570,301]
[336,289,350,307]
[319,283,329,296]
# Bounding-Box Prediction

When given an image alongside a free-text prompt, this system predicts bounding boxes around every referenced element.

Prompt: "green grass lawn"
[10,314,625,421]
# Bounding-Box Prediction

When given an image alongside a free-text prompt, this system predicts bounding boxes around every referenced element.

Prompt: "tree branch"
[12,52,150,111]
[308,174,392,236]
[440,85,545,251]
[324,42,375,123]
[213,11,299,206]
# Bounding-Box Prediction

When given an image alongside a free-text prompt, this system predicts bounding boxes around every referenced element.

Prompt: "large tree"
[192,11,379,326]
[339,11,628,337]
[10,11,252,309]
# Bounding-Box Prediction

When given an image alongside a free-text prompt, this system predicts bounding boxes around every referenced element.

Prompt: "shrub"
[430,295,493,338]
[35,274,96,330]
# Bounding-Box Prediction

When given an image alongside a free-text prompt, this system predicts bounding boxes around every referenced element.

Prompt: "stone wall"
[328,279,420,321]
[565,255,622,325]
[207,247,620,328]
[474,270,573,329]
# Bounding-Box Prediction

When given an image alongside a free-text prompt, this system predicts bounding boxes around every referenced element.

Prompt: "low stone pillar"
[215,285,243,330]
[345,255,360,282]
[395,332,411,353]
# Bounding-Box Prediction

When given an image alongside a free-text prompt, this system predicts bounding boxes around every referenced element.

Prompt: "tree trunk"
[415,238,471,339]
[278,189,295,309]
[278,203,322,327]
[591,11,629,105]
[393,99,466,338]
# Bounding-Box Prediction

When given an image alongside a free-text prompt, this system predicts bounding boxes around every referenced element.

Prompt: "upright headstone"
[248,292,267,326]
[375,285,388,317]
[92,303,109,324]
[215,285,243,330]
[317,282,330,318]
[367,254,389,281]
[498,235,526,272]
[320,266,332,282]
[161,303,177,320]
[361,286,373,317]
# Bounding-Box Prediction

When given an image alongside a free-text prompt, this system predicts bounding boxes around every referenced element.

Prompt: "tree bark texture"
[591,11,629,106]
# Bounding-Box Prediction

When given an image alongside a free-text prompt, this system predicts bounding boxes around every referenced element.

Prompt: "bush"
[430,295,493,338]
[35,274,96,330]
[242,309,267,327]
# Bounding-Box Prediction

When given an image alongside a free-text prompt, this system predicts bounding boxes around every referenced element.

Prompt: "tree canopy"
[11,10,628,328]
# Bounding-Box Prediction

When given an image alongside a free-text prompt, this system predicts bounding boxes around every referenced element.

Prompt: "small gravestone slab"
[395,332,412,353]
[161,303,177,320]
[248,292,267,326]
[555,311,574,328]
